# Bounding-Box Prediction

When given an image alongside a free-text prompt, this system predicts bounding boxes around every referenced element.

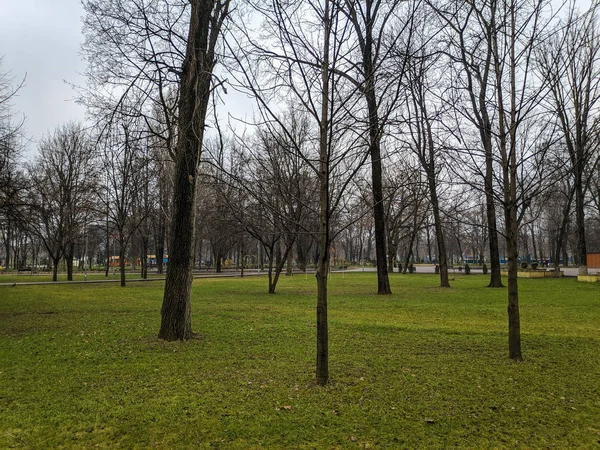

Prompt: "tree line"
[1,0,600,384]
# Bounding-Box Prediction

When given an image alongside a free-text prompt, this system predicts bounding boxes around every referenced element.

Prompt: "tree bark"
[52,257,59,282]
[347,0,391,294]
[316,0,331,386]
[575,172,588,275]
[119,239,126,287]
[430,179,449,287]
[159,0,229,341]
[66,242,74,281]
[141,235,148,279]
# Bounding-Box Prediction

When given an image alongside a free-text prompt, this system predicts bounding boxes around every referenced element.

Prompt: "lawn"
[0,273,598,448]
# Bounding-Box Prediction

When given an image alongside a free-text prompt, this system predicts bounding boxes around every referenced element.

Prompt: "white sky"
[0,0,593,156]
[0,0,86,154]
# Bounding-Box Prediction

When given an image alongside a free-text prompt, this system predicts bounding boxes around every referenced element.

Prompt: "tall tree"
[537,4,600,275]
[159,0,231,340]
[433,0,505,288]
[27,123,98,281]
[98,117,147,287]
[401,38,451,287]
[228,0,369,384]
[438,0,556,360]
[340,0,420,293]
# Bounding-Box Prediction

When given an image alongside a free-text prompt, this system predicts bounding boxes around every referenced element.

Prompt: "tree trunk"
[553,194,573,276]
[272,243,293,293]
[316,0,331,386]
[502,5,521,361]
[352,0,391,295]
[430,183,450,287]
[119,240,126,287]
[156,214,166,275]
[66,242,74,281]
[52,257,59,282]
[105,218,110,278]
[267,245,275,293]
[296,234,309,272]
[286,244,293,276]
[141,235,148,279]
[159,0,227,341]
[215,253,222,273]
[575,173,588,275]
[530,225,538,261]
[387,246,395,273]
[366,76,391,295]
[505,203,522,360]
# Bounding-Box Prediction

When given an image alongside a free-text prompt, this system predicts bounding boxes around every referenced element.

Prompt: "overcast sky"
[0,0,593,157]
[0,0,87,154]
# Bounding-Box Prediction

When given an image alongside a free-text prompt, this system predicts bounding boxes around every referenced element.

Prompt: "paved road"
[2,265,595,287]
[345,265,594,277]
[0,271,265,287]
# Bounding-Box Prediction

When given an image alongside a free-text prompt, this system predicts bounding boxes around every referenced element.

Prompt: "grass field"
[0,273,598,448]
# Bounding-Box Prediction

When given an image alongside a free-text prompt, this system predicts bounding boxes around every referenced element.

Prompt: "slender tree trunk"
[316,0,331,386]
[296,234,309,272]
[286,245,293,276]
[503,4,521,361]
[66,242,74,281]
[52,257,59,282]
[387,243,395,273]
[352,0,391,295]
[486,176,504,287]
[505,196,522,360]
[141,235,148,279]
[105,216,110,278]
[156,213,166,275]
[366,82,391,294]
[215,252,222,273]
[554,194,573,276]
[430,184,450,287]
[267,246,275,293]
[530,225,538,261]
[424,114,450,287]
[575,173,588,275]
[119,239,126,287]
[270,242,294,294]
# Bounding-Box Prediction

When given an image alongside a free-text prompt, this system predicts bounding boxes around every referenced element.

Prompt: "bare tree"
[399,37,452,286]
[228,0,370,384]
[26,123,99,281]
[537,3,600,275]
[224,111,318,293]
[0,58,27,268]
[432,0,507,288]
[98,117,148,287]
[158,0,231,340]
[339,0,418,294]
[435,0,557,360]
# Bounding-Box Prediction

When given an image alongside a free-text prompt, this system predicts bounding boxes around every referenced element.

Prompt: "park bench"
[17,266,32,274]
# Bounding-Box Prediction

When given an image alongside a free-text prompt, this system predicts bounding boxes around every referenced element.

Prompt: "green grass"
[1,273,599,448]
